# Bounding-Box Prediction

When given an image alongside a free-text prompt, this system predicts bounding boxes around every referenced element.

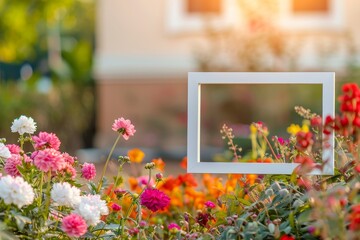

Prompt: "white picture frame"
[187,72,335,174]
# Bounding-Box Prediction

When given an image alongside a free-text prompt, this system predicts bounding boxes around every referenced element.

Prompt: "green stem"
[97,134,122,193]
[44,171,52,220]
[120,200,136,237]
[38,171,44,207]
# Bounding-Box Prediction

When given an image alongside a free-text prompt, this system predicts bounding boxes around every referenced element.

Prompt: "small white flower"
[0,143,11,159]
[73,194,109,226]
[0,175,35,208]
[11,115,37,135]
[51,182,81,208]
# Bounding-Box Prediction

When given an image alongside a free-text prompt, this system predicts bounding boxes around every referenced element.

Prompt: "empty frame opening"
[200,83,323,163]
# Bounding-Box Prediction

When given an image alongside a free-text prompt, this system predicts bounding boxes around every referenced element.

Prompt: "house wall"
[94,0,360,152]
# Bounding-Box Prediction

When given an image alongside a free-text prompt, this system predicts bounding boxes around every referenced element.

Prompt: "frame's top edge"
[188,72,335,74]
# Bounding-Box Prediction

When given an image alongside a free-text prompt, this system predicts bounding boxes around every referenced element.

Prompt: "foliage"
[0,0,96,151]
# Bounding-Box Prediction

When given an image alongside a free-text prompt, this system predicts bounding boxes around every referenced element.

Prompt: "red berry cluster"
[324,83,360,137]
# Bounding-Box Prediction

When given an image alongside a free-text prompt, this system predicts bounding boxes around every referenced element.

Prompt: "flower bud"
[145,162,155,169]
[111,203,122,212]
[156,173,163,181]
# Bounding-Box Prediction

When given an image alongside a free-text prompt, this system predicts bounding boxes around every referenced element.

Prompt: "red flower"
[349,204,360,231]
[355,164,360,173]
[177,173,198,187]
[296,131,314,151]
[280,234,295,240]
[195,212,214,228]
[140,188,170,212]
[310,116,322,126]
[180,157,187,170]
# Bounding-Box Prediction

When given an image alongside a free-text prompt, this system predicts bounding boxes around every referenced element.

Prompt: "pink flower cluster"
[33,148,66,172]
[81,163,96,180]
[140,188,170,212]
[4,144,32,177]
[32,132,61,150]
[112,117,136,140]
[168,223,181,231]
[61,214,87,237]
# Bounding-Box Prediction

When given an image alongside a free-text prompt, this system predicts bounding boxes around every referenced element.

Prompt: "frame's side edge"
[322,73,336,175]
[187,73,200,172]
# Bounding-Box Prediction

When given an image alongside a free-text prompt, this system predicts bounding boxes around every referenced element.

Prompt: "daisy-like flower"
[0,175,35,208]
[51,182,81,208]
[61,213,87,237]
[11,115,37,135]
[73,194,109,226]
[0,143,11,160]
[140,188,170,212]
[32,132,61,150]
[33,148,66,172]
[112,117,136,140]
[81,163,96,181]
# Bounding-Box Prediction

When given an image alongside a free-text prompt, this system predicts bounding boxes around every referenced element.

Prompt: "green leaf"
[288,211,295,229]
[238,198,252,206]
[13,214,31,231]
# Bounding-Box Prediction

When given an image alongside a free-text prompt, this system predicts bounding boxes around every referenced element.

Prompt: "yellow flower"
[287,121,310,136]
[302,124,309,133]
[127,148,145,163]
[302,120,310,133]
[250,124,257,134]
[287,124,301,136]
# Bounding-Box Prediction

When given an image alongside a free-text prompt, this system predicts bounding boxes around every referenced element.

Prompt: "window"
[166,0,238,33]
[187,0,221,14]
[278,0,343,30]
[292,0,329,13]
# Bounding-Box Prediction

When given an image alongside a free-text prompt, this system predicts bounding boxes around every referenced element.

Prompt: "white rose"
[0,143,11,159]
[11,115,37,135]
[51,182,81,208]
[0,175,34,208]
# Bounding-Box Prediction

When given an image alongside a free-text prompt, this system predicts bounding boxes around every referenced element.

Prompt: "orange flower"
[203,174,224,198]
[246,174,258,185]
[103,184,117,201]
[127,148,145,163]
[180,157,187,169]
[128,177,140,191]
[160,176,181,191]
[256,158,273,163]
[177,173,197,188]
[152,158,165,171]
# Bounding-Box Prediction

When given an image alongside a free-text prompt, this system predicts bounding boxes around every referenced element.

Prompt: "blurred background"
[1,0,360,163]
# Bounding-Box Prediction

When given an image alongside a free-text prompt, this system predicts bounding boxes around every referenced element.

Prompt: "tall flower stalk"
[96,117,136,193]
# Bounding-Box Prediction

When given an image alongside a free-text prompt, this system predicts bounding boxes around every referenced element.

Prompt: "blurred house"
[94,0,360,156]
